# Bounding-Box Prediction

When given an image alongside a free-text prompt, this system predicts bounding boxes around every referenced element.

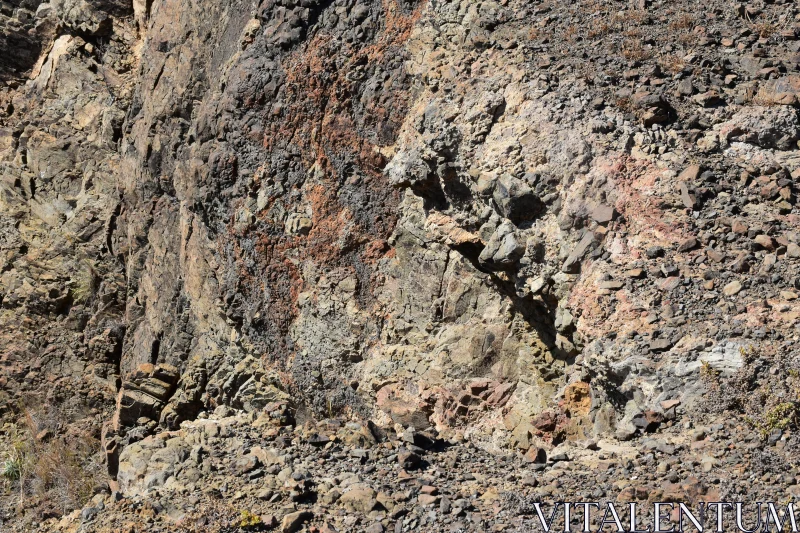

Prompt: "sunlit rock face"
[2,0,800,528]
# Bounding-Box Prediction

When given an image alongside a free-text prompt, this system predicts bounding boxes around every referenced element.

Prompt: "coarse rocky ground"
[1,0,800,531]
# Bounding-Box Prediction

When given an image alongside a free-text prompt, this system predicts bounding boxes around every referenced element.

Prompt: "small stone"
[562,233,596,273]
[626,268,645,279]
[732,220,748,234]
[660,399,681,411]
[730,254,751,273]
[693,91,724,107]
[650,339,674,352]
[524,447,547,463]
[660,264,679,277]
[660,277,681,291]
[722,280,743,296]
[656,443,676,455]
[340,487,377,514]
[397,450,421,470]
[281,511,313,533]
[787,243,800,258]
[81,507,98,522]
[679,182,697,209]
[233,454,261,475]
[418,494,440,506]
[700,455,717,473]
[678,164,702,182]
[440,496,452,514]
[365,523,385,533]
[676,79,694,96]
[632,411,664,433]
[757,75,800,106]
[754,235,775,251]
[308,433,331,446]
[532,411,557,431]
[677,237,698,253]
[592,204,616,224]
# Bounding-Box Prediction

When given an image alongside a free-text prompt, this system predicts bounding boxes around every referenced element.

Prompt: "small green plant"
[1,435,29,484]
[1,458,22,481]
[746,402,799,439]
[764,403,797,432]
[700,360,720,380]
[738,345,757,364]
[238,509,262,529]
[70,263,97,304]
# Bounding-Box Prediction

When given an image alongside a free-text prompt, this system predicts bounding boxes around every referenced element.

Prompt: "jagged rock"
[281,511,313,533]
[591,204,615,224]
[2,0,800,529]
[562,232,595,273]
[115,389,163,427]
[723,280,743,296]
[492,174,543,224]
[479,221,525,270]
[397,449,421,470]
[757,75,800,106]
[720,106,800,150]
[339,487,377,514]
[375,384,431,429]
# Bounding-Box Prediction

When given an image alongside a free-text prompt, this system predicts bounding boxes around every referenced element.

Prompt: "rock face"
[2,0,800,530]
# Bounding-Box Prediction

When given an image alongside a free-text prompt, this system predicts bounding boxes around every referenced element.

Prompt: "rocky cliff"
[1,0,800,531]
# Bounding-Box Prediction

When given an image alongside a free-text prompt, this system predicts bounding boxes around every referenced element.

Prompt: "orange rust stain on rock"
[304,183,359,265]
[562,382,591,417]
[605,154,690,243]
[362,239,391,264]
[270,0,423,170]
[257,1,423,267]
[227,2,425,363]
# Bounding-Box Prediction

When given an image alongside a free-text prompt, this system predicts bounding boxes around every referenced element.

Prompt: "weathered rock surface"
[1,0,800,530]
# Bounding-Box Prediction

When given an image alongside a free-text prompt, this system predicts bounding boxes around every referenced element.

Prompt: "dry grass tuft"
[1,405,104,516]
[660,54,688,74]
[621,38,653,62]
[669,13,696,31]
[755,22,776,39]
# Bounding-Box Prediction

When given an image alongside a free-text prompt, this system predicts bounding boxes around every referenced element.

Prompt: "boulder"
[375,384,431,429]
[757,75,800,106]
[492,174,543,224]
[339,486,378,514]
[479,221,525,270]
